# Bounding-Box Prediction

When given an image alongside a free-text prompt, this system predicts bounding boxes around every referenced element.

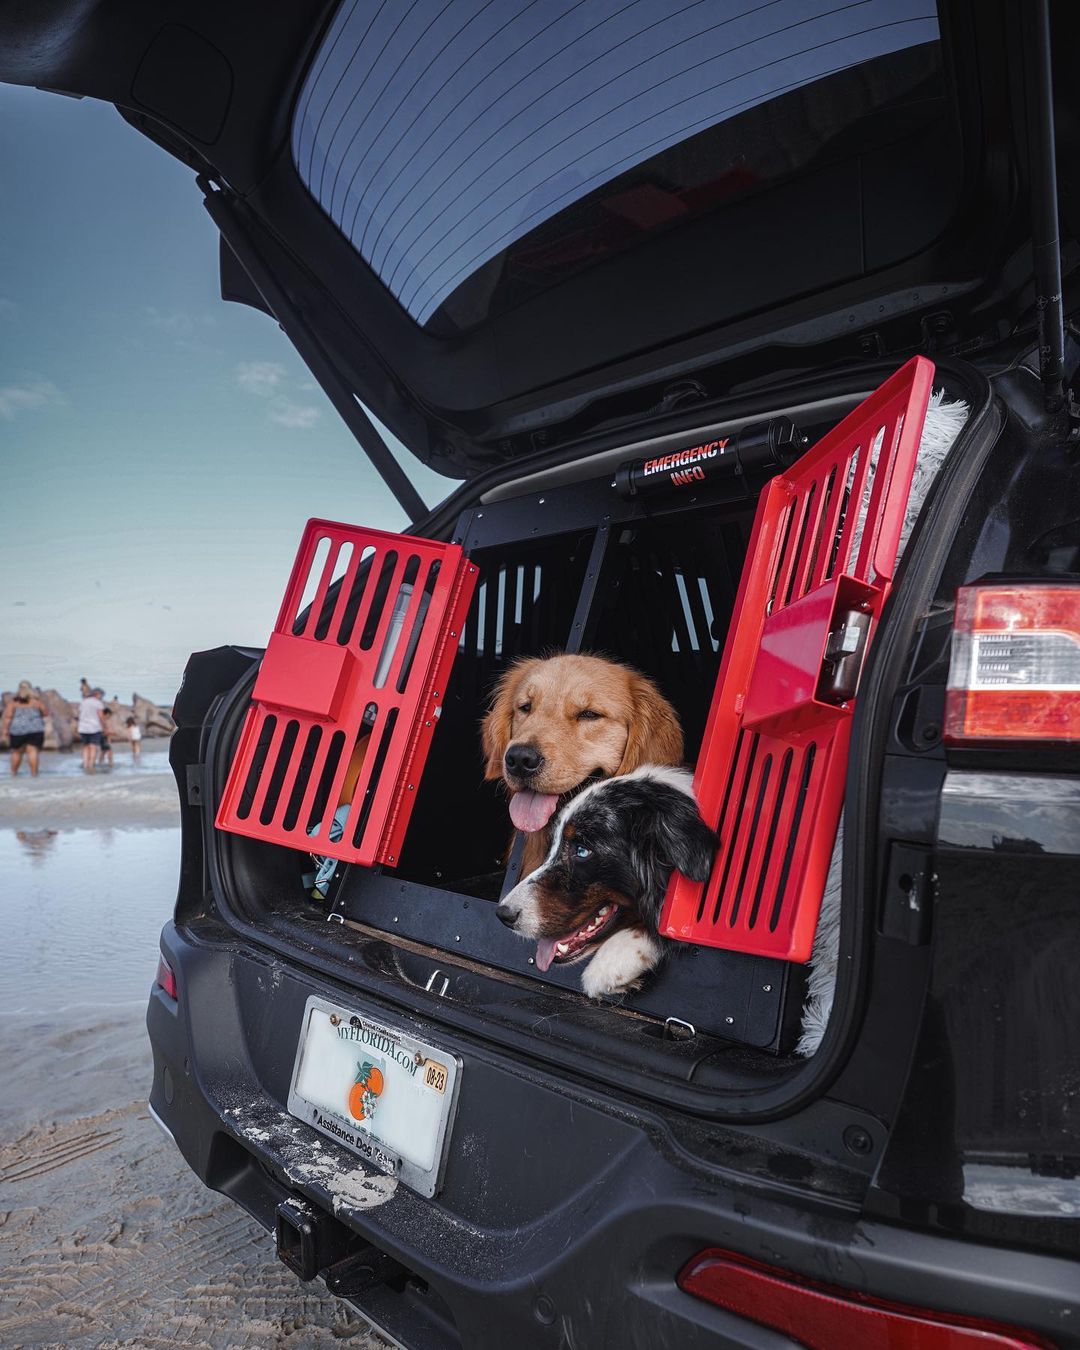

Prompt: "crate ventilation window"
[216,521,478,867]
[661,357,935,962]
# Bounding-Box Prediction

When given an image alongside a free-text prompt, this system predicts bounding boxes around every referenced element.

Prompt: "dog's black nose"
[504,742,543,778]
[495,904,518,927]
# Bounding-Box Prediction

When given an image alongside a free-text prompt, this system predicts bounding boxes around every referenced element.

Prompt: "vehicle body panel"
[148,909,1080,1349]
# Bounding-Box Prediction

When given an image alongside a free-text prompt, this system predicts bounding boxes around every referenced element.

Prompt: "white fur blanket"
[796,390,970,1056]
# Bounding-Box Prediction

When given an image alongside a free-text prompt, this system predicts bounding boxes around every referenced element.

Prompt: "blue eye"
[574,844,592,859]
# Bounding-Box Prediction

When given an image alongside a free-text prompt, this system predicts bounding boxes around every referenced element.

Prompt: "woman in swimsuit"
[2,681,48,776]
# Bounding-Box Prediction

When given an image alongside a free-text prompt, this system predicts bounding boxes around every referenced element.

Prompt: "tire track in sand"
[0,1101,390,1349]
[0,1127,123,1183]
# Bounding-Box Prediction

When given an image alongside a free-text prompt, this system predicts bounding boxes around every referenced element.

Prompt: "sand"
[0,750,390,1348]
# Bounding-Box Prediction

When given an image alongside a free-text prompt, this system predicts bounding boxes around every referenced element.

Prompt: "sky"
[0,83,452,706]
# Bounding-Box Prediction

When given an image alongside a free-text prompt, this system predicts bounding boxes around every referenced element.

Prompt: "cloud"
[145,306,217,337]
[145,307,194,336]
[235,360,320,429]
[0,380,65,420]
[143,307,222,357]
[269,398,320,429]
[235,361,287,397]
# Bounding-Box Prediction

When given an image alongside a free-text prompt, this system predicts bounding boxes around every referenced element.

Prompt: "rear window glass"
[293,1,944,331]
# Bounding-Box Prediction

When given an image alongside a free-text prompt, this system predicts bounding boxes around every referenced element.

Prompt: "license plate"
[287,996,461,1198]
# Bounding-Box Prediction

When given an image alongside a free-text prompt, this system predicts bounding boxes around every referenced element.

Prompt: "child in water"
[99,708,114,767]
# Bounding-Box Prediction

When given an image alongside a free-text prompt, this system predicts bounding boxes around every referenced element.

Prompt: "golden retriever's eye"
[576,709,602,721]
[517,701,531,715]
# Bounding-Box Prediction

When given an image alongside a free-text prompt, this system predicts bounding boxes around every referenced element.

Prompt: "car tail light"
[678,1249,1054,1349]
[945,583,1080,743]
[155,955,177,1000]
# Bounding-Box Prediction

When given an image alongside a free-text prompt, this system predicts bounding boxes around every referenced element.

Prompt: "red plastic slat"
[216,520,478,868]
[661,357,935,961]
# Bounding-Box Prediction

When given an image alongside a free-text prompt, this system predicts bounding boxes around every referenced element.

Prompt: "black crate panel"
[342,871,791,1048]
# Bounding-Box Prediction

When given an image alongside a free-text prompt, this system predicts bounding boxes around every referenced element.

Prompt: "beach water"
[0,827,180,1018]
[6,737,172,778]
[0,745,386,1347]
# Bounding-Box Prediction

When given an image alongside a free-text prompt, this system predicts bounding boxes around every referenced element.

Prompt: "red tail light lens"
[678,1249,1054,1349]
[155,954,177,1000]
[945,583,1080,744]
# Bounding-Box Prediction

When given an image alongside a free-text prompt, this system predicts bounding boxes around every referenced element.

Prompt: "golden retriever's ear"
[481,660,531,780]
[618,672,684,773]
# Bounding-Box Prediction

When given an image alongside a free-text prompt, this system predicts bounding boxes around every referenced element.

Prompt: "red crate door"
[215,520,478,868]
[660,357,935,961]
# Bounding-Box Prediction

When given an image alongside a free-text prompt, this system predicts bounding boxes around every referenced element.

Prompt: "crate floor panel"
[341,872,792,1049]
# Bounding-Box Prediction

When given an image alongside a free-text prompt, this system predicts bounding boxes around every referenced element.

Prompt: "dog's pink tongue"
[535,938,558,972]
[509,790,559,833]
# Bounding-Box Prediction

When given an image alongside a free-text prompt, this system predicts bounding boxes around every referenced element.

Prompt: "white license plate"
[288,996,461,1198]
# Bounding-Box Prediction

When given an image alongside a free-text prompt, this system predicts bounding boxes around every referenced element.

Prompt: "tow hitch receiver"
[275,1198,347,1282]
[275,1199,407,1295]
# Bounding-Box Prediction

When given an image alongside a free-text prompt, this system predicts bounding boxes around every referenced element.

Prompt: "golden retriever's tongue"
[508,790,559,833]
[535,938,558,972]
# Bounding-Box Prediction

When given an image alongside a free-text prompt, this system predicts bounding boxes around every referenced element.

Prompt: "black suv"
[5,2,1078,1345]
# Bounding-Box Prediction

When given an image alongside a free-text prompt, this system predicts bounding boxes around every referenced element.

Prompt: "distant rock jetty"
[0,687,175,750]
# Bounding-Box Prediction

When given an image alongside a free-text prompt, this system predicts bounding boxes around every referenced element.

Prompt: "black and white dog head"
[496,765,717,998]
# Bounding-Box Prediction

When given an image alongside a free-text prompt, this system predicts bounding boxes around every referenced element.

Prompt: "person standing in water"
[125,716,142,759]
[75,686,106,772]
[99,707,115,767]
[2,681,48,776]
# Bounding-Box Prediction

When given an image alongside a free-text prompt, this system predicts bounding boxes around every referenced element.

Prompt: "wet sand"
[0,754,388,1347]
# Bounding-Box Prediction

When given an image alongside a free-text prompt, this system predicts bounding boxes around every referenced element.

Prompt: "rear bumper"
[147,921,1079,1350]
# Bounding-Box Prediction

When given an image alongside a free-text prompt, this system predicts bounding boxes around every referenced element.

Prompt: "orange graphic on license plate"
[347,1060,384,1121]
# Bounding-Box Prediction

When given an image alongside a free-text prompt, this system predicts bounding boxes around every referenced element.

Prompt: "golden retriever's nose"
[504,742,543,779]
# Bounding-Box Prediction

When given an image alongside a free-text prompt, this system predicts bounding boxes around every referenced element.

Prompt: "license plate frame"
[287,995,462,1198]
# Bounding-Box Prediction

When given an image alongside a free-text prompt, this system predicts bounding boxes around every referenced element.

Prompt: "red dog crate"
[216,520,477,867]
[660,357,935,962]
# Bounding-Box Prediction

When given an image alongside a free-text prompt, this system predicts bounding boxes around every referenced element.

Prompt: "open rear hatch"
[0,0,1040,497]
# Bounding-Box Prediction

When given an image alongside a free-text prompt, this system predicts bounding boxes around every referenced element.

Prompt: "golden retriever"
[481,653,684,875]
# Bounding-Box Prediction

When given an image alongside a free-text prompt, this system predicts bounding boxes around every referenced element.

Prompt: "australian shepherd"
[496,766,717,998]
[481,652,685,876]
